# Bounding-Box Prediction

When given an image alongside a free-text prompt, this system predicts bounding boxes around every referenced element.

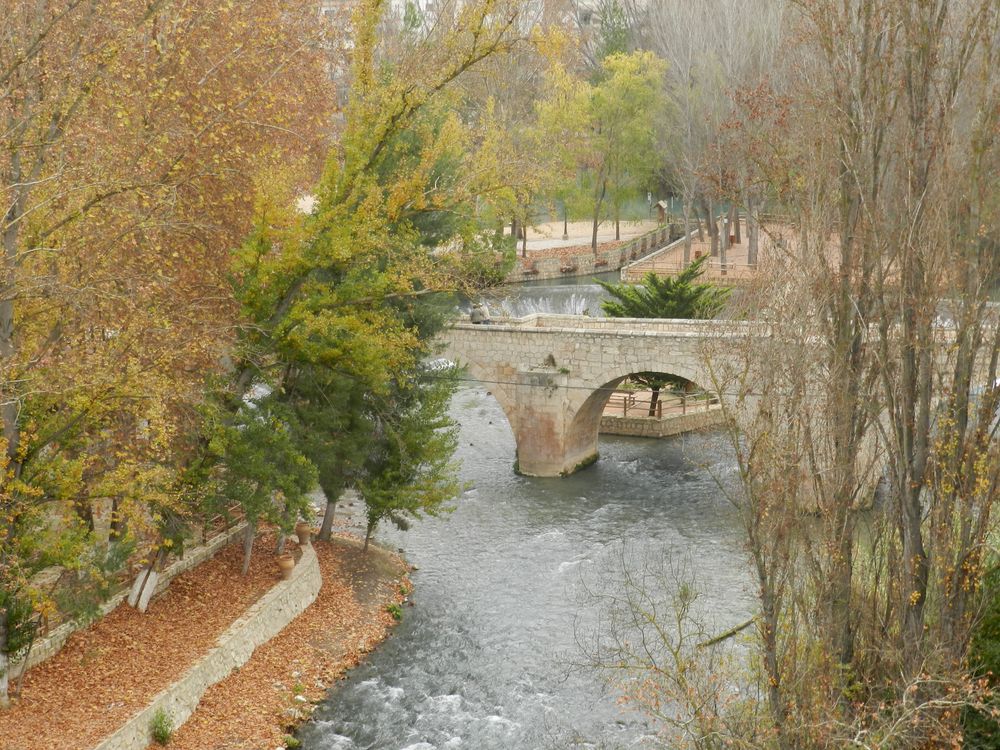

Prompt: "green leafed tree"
[210,398,317,575]
[217,0,524,557]
[596,255,729,318]
[596,256,729,414]
[359,369,461,552]
[538,50,668,253]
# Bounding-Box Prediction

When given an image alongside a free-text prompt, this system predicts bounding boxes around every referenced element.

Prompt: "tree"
[597,256,729,415]
[726,0,998,744]
[359,370,461,552]
[220,0,526,558]
[210,399,317,575]
[538,50,668,254]
[604,2,1000,745]
[645,0,785,263]
[1,0,334,703]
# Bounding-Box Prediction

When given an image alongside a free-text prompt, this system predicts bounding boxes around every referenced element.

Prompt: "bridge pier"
[513,368,598,477]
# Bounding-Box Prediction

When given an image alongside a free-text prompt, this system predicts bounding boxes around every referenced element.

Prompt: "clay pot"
[276,553,295,580]
[294,521,312,546]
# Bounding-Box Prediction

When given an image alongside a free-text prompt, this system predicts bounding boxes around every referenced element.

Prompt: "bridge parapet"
[451,313,755,336]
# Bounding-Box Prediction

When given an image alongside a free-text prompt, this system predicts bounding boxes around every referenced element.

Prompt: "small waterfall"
[460,283,611,319]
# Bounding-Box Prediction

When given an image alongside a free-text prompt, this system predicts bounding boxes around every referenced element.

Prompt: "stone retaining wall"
[13,523,248,674]
[600,408,725,438]
[91,543,322,750]
[505,225,679,284]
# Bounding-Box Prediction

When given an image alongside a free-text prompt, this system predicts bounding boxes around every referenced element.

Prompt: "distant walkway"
[622,219,798,285]
[505,223,680,284]
[514,219,659,253]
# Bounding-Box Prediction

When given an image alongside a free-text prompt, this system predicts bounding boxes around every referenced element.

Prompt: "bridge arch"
[564,362,719,471]
[445,357,520,437]
[437,315,728,476]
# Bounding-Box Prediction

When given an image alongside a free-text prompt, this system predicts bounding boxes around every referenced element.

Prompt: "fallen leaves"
[159,534,408,750]
[0,533,284,750]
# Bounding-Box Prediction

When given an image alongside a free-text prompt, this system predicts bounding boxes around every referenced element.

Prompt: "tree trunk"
[759,582,788,748]
[591,178,607,255]
[722,210,730,254]
[647,387,660,417]
[733,204,741,244]
[0,612,9,707]
[109,497,127,541]
[682,200,692,265]
[241,521,256,576]
[701,197,719,257]
[1,187,25,482]
[275,533,286,554]
[363,523,374,553]
[522,224,527,257]
[614,207,620,241]
[318,499,337,541]
[747,194,759,266]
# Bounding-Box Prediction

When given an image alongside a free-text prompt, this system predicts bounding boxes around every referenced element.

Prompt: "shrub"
[150,707,173,745]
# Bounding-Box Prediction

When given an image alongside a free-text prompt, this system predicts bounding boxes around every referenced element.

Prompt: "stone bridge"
[438,314,743,476]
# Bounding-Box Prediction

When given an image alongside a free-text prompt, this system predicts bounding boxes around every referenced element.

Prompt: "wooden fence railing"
[604,390,721,419]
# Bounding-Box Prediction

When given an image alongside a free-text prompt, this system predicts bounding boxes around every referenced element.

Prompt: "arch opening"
[436,356,520,448]
[566,368,721,463]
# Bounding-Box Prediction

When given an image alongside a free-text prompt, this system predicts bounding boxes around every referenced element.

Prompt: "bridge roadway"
[438,314,748,476]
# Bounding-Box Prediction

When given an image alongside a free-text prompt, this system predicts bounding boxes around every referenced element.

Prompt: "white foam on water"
[482,715,519,731]
[535,529,566,541]
[426,693,463,712]
[313,731,355,749]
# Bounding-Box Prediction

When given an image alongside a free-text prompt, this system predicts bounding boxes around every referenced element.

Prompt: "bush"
[150,707,173,745]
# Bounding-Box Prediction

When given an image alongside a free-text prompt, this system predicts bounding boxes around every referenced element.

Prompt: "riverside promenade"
[505,219,681,284]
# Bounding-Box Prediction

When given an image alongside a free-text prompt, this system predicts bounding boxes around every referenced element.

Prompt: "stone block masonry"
[91,544,322,750]
[439,314,743,475]
[600,408,725,438]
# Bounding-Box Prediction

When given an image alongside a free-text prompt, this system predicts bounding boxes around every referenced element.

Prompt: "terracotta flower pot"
[277,553,295,580]
[294,521,312,546]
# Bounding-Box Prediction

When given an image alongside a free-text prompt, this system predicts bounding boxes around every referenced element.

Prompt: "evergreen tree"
[596,256,729,414]
[596,255,729,319]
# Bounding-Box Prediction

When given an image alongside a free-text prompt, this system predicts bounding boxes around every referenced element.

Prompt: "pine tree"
[596,256,730,414]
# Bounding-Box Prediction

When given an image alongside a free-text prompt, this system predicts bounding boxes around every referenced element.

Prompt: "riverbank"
[157,534,408,750]
[0,534,283,750]
[0,528,408,750]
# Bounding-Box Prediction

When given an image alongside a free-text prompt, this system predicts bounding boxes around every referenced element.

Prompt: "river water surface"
[300,279,753,750]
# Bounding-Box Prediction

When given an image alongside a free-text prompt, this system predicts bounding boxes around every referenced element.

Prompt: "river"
[299,277,753,750]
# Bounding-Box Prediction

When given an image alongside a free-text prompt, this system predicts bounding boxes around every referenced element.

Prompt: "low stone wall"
[600,407,725,438]
[14,523,248,674]
[92,544,322,750]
